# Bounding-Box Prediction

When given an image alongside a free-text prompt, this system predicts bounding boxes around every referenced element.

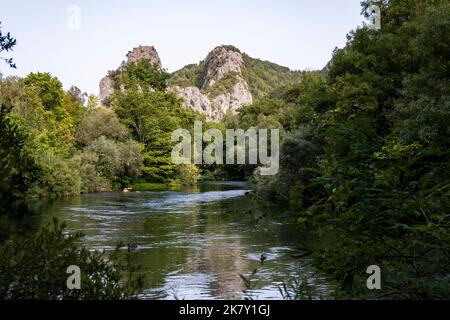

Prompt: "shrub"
[0,219,144,299]
[176,164,200,186]
[76,108,129,145]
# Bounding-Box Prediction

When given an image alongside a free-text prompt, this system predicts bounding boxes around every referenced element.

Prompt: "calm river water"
[34,182,330,299]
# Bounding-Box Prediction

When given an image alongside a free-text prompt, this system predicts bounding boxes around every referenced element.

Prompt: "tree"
[175,164,200,186]
[0,219,144,299]
[249,0,450,299]
[116,60,170,92]
[63,86,86,124]
[76,107,129,145]
[0,22,16,69]
[304,0,450,298]
[113,85,199,182]
[67,85,86,105]
[0,102,36,218]
[23,73,64,111]
[81,137,144,190]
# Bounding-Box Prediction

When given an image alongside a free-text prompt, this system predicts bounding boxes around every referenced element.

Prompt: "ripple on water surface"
[39,182,331,299]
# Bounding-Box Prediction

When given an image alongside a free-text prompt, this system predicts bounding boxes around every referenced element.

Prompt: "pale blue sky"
[0,0,364,95]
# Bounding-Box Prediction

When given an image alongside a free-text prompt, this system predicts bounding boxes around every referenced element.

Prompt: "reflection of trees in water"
[184,239,249,299]
[32,186,315,299]
[183,205,249,299]
[137,196,302,299]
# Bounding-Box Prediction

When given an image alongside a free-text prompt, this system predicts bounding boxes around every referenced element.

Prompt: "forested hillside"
[170,45,303,99]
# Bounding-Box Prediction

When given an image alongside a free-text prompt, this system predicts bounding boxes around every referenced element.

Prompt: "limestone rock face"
[212,81,253,114]
[202,46,245,89]
[126,45,161,68]
[99,45,253,120]
[169,45,253,121]
[169,76,253,121]
[99,76,114,104]
[168,86,219,120]
[99,45,162,104]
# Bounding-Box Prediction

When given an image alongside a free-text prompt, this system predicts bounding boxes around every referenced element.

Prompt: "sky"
[0,0,365,95]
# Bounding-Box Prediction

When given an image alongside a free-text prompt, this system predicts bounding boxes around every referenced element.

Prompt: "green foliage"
[79,151,112,193]
[86,137,122,181]
[111,60,170,92]
[168,63,202,88]
[249,0,450,299]
[32,151,80,197]
[0,219,144,299]
[86,94,99,109]
[76,107,129,145]
[0,21,17,68]
[241,54,303,99]
[175,164,201,186]
[2,75,80,197]
[63,86,86,125]
[236,97,286,130]
[278,276,318,300]
[1,70,148,196]
[81,137,143,191]
[221,45,241,53]
[22,73,64,111]
[204,71,240,97]
[0,102,36,216]
[112,87,200,182]
[169,46,304,100]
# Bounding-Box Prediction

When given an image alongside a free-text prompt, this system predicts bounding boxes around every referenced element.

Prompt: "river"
[34,181,331,300]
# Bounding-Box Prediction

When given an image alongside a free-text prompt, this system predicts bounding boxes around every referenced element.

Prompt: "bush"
[0,219,144,299]
[175,164,200,186]
[85,137,121,179]
[82,137,144,190]
[76,108,129,145]
[31,151,81,197]
[0,103,36,216]
[79,151,112,193]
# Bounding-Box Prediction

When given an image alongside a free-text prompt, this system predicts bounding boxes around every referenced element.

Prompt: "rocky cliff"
[126,45,161,66]
[168,46,253,120]
[169,45,303,121]
[99,45,302,121]
[99,45,162,104]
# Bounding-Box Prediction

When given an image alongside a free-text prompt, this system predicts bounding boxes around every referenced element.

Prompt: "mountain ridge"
[99,45,304,121]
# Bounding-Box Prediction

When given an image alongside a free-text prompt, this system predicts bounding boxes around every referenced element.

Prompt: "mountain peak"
[213,44,241,53]
[99,45,302,121]
[126,45,161,68]
[202,45,245,89]
[99,45,162,104]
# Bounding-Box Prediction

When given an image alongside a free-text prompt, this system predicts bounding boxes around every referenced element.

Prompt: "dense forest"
[0,0,449,299]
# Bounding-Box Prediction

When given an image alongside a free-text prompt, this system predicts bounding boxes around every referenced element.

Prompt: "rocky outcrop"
[201,46,245,89]
[99,46,162,104]
[99,76,114,104]
[126,45,161,68]
[169,81,252,121]
[169,86,217,119]
[169,45,253,121]
[99,45,254,121]
[212,81,253,113]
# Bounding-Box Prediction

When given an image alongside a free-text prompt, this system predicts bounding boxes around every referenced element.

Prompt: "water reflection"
[35,182,331,299]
